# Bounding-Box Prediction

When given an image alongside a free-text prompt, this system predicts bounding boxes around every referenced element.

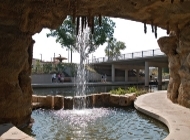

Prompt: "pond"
[32,85,167,97]
[23,107,168,140]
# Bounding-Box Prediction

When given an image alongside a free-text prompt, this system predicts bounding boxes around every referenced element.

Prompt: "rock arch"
[1,0,190,127]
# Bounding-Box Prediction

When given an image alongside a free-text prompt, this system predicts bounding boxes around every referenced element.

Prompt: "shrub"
[126,86,137,93]
[110,87,126,95]
[110,86,148,97]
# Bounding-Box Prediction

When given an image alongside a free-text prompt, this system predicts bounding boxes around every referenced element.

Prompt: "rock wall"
[177,25,190,108]
[0,29,33,127]
[158,24,190,108]
[0,1,67,128]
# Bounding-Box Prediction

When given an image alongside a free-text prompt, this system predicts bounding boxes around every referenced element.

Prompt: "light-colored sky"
[32,18,167,63]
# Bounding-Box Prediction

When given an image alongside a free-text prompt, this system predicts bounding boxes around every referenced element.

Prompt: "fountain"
[74,25,89,109]
[23,18,169,139]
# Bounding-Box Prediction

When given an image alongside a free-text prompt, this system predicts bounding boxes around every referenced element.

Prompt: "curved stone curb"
[134,90,190,140]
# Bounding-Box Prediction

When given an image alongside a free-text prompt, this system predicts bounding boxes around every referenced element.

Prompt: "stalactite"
[144,22,147,34]
[67,0,71,11]
[72,1,76,24]
[99,15,102,26]
[180,0,184,2]
[91,17,94,34]
[167,22,170,35]
[171,0,174,4]
[88,9,91,27]
[76,16,80,35]
[84,16,87,28]
[151,21,154,33]
[161,0,165,2]
[155,25,157,38]
[131,1,137,6]
[82,16,85,32]
[176,24,180,39]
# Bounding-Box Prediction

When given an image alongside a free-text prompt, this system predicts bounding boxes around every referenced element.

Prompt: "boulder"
[45,95,54,109]
[93,93,110,107]
[73,96,86,109]
[37,96,46,107]
[54,95,64,110]
[86,95,93,108]
[32,95,38,102]
[119,95,129,106]
[64,96,73,110]
[109,95,120,107]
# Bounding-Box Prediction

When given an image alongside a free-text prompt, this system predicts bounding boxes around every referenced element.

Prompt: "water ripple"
[23,107,168,140]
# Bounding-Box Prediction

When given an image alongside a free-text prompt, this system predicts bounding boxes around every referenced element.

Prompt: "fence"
[88,48,165,64]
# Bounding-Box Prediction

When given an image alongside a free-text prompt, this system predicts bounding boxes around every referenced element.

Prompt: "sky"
[32,18,167,63]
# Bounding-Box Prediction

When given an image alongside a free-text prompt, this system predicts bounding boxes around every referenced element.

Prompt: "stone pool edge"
[134,90,190,140]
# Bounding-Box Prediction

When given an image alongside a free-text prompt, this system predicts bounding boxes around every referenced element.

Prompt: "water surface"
[23,107,168,140]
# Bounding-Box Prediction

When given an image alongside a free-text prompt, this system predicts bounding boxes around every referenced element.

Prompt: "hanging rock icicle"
[91,17,94,34]
[167,22,170,35]
[76,17,80,35]
[81,16,85,32]
[99,15,102,26]
[88,9,92,27]
[84,16,87,28]
[72,0,76,24]
[155,25,157,38]
[151,21,154,33]
[144,22,147,34]
[176,24,180,39]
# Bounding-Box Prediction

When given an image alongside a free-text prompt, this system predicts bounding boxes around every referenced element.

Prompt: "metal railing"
[88,48,165,64]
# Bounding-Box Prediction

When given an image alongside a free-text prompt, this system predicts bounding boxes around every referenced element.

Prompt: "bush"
[110,87,126,95]
[110,86,148,97]
[126,86,137,93]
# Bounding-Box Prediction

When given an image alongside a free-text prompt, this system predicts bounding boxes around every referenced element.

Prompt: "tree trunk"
[71,45,73,63]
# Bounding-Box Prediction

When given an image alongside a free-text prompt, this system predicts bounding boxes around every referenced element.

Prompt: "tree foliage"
[47,16,115,62]
[104,38,126,59]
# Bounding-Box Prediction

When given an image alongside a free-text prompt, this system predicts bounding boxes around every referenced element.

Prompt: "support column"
[112,64,115,82]
[125,69,128,82]
[158,67,162,87]
[145,62,149,87]
[136,69,139,83]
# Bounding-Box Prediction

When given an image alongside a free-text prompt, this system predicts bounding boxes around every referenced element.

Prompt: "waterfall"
[74,19,91,109]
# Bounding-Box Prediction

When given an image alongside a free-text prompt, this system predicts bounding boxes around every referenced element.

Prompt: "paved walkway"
[134,90,190,140]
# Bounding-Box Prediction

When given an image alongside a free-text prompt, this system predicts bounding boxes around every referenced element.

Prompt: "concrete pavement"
[134,90,190,140]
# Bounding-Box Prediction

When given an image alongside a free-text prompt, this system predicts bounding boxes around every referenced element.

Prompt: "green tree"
[43,63,53,73]
[104,38,126,59]
[47,16,115,63]
[35,60,41,73]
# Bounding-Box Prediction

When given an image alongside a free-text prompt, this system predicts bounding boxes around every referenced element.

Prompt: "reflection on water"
[33,86,110,96]
[32,85,167,97]
[23,107,168,140]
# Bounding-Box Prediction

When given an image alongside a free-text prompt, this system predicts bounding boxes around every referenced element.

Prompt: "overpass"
[88,48,168,87]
